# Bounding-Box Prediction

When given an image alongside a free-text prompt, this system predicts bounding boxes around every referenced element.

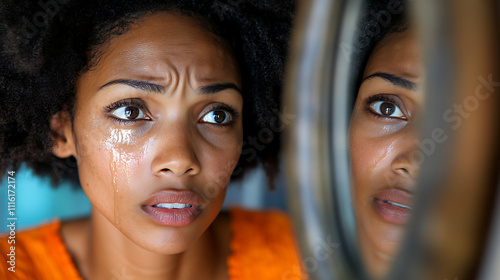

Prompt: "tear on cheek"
[109,149,121,227]
[105,132,139,227]
[106,129,134,147]
[108,148,135,228]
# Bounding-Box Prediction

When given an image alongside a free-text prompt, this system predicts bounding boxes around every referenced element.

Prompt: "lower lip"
[372,189,413,225]
[142,205,202,227]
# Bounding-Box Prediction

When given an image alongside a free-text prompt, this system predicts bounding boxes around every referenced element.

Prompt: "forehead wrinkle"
[86,12,240,98]
[131,38,237,94]
[159,64,188,98]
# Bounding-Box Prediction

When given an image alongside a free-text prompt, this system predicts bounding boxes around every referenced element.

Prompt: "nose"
[151,122,201,177]
[390,124,421,179]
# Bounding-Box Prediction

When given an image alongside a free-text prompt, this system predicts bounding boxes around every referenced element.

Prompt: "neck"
[74,208,227,280]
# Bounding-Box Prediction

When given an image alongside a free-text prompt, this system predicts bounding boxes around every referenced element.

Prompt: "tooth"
[154,203,192,209]
[384,200,412,210]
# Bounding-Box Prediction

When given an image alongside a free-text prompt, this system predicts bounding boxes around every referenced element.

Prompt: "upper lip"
[380,179,416,195]
[142,190,203,207]
[373,186,415,208]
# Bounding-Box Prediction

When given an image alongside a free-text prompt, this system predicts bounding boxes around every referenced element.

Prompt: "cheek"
[350,118,397,190]
[198,118,243,146]
[199,141,241,201]
[198,122,243,175]
[75,138,116,221]
[75,124,147,226]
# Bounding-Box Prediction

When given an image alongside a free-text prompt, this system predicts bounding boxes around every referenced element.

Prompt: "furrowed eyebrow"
[99,79,165,93]
[98,80,241,95]
[363,72,416,91]
[199,83,242,95]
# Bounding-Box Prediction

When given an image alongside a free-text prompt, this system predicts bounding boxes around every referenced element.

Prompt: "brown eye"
[125,106,140,119]
[111,105,146,120]
[202,110,232,124]
[369,100,405,119]
[380,102,395,116]
[213,110,226,123]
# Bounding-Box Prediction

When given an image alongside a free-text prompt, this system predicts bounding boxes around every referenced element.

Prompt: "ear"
[50,111,77,159]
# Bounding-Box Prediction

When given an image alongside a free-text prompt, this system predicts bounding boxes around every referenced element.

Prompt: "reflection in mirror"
[349,0,423,278]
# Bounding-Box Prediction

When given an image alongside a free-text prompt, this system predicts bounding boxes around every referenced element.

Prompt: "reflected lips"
[372,188,413,225]
[142,190,203,227]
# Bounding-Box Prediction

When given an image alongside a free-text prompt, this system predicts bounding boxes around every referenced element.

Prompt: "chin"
[131,227,202,255]
[358,210,406,278]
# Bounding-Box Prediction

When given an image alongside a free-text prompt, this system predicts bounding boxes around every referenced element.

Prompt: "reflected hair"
[353,0,408,93]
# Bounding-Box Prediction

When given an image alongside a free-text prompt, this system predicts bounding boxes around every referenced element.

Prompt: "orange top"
[0,207,305,280]
[0,220,81,280]
[228,207,304,280]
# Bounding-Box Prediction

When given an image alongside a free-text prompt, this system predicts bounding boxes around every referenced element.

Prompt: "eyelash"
[363,94,406,120]
[104,99,149,124]
[204,104,239,128]
[104,100,239,126]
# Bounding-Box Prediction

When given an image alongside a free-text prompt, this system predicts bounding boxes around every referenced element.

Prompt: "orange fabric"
[0,208,305,280]
[0,221,82,280]
[228,207,305,280]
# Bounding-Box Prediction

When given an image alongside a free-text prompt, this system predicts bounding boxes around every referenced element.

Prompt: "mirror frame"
[284,0,500,279]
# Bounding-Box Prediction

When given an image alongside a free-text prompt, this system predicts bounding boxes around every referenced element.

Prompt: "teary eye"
[111,106,146,120]
[105,99,151,124]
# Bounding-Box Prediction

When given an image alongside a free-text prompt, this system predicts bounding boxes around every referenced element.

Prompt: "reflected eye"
[111,106,146,120]
[202,110,232,124]
[369,101,406,119]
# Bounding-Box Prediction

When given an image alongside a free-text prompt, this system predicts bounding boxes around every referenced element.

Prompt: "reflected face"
[68,12,242,254]
[349,28,423,278]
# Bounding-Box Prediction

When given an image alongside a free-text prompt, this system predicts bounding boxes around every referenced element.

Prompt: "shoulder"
[0,220,83,279]
[227,207,306,280]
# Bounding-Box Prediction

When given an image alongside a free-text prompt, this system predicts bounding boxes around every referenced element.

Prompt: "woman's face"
[58,12,243,254]
[349,28,423,278]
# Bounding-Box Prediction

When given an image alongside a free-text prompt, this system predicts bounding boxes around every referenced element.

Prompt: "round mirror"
[284,0,500,279]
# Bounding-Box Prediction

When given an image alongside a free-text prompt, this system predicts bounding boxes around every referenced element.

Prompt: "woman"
[0,0,303,279]
[349,0,423,278]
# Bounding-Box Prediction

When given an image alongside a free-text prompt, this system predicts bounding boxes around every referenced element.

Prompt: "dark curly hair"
[353,0,408,91]
[0,0,295,186]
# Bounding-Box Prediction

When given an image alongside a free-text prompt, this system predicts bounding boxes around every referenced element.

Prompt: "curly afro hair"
[0,0,295,186]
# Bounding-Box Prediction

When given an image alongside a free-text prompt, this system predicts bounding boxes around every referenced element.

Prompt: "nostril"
[398,167,410,176]
[159,167,195,176]
[153,155,201,176]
